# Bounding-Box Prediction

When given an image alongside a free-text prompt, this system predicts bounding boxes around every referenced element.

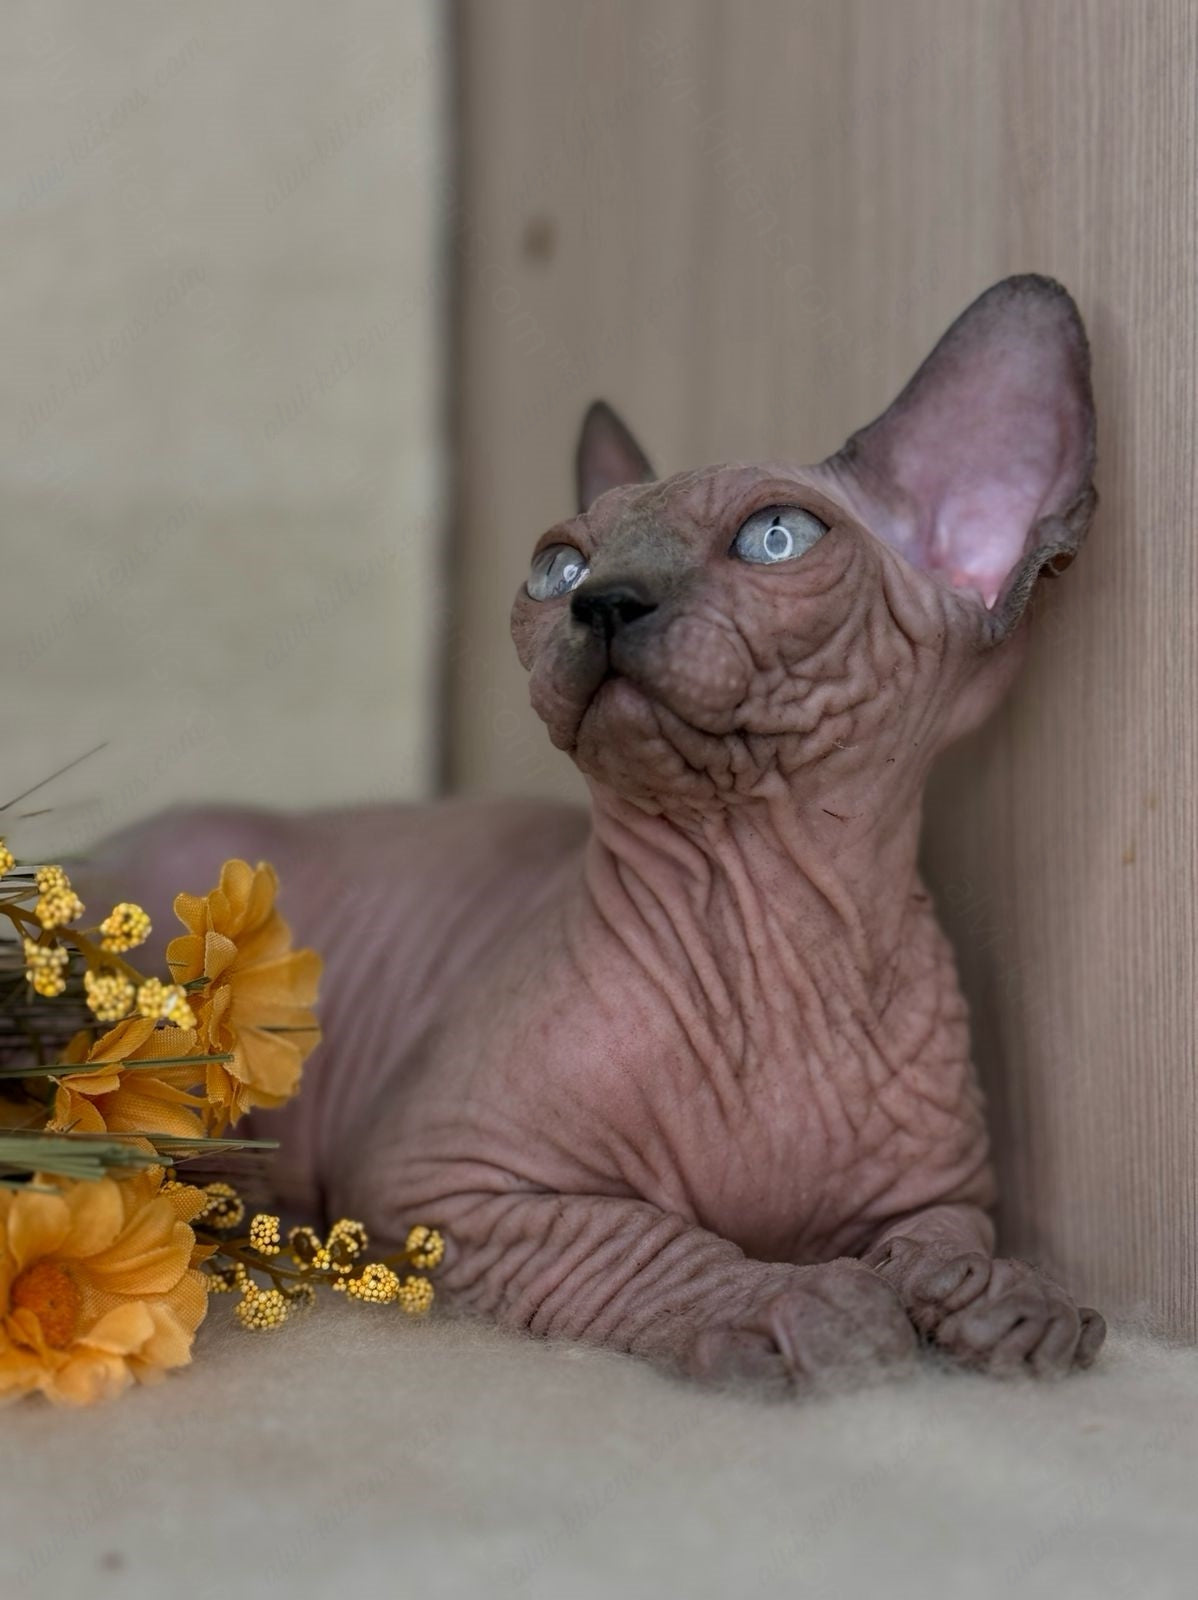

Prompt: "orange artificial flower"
[166,860,321,1129]
[50,1017,208,1139]
[0,1171,208,1406]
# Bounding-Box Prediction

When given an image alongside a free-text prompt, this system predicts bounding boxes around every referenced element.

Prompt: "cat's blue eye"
[733,506,828,565]
[527,543,590,600]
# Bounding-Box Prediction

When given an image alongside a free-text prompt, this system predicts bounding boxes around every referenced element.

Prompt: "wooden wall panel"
[928,0,1198,1337]
[452,0,1198,1336]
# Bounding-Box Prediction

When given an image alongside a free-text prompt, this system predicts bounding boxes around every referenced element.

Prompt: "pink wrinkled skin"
[105,276,1105,1392]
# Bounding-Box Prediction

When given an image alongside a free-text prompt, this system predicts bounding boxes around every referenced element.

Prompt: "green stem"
[209,1240,315,1285]
[0,904,40,930]
[0,904,152,986]
[0,1052,235,1080]
[68,929,146,985]
[205,1238,428,1284]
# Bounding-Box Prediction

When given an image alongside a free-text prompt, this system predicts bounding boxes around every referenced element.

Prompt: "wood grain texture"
[452,0,1197,1335]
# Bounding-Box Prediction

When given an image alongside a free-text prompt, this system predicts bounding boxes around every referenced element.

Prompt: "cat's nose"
[570,581,658,637]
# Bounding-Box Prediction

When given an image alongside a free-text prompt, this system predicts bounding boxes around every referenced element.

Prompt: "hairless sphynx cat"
[108,275,1105,1391]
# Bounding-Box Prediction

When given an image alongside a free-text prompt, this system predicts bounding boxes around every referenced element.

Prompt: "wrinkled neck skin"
[571,538,988,1023]
[578,765,927,1041]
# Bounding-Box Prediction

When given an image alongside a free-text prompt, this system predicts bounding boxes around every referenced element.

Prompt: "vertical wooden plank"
[453,0,1197,1334]
[925,0,1198,1335]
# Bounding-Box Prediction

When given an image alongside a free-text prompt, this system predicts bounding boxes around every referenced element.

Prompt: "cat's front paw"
[685,1259,918,1394]
[868,1239,1105,1377]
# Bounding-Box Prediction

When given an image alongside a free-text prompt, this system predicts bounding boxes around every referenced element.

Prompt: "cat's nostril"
[570,583,658,636]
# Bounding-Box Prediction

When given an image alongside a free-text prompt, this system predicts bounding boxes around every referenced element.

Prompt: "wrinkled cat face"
[512,461,946,805]
[511,276,1096,812]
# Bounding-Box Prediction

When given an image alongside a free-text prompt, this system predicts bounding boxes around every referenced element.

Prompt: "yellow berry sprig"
[0,844,197,1031]
[192,1182,444,1332]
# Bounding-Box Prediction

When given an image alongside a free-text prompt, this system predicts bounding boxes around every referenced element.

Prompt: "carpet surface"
[2,1308,1194,1599]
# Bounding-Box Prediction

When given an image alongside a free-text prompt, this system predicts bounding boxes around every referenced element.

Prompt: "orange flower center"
[11,1260,82,1348]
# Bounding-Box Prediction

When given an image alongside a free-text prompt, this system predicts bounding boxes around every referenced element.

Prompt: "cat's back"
[92,795,588,975]
[88,795,589,1210]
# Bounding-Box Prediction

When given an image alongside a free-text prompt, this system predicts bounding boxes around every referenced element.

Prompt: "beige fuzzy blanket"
[1,1308,1194,1599]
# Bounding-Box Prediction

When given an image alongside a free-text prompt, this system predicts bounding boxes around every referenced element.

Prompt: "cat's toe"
[1076,1306,1107,1369]
[911,1255,1101,1377]
[686,1324,793,1393]
[686,1260,917,1394]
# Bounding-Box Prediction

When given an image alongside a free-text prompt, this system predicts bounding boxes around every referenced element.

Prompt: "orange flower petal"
[46,1351,132,1407]
[57,1069,123,1099]
[78,1300,155,1355]
[59,1177,124,1258]
[84,1208,195,1297]
[231,949,323,1010]
[159,1185,209,1227]
[127,1023,199,1062]
[229,919,293,969]
[0,1344,46,1403]
[165,930,206,983]
[202,930,239,982]
[50,1089,110,1133]
[231,1025,304,1098]
[145,1280,205,1354]
[171,892,209,940]
[97,1086,207,1139]
[208,886,232,928]
[88,1016,160,1063]
[6,1191,71,1272]
[219,858,257,915]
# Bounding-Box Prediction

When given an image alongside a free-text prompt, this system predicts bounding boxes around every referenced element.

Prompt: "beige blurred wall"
[4,2,446,857]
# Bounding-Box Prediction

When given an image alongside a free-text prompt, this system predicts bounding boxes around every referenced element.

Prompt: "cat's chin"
[591,671,643,711]
[535,653,733,801]
[572,677,732,805]
[574,673,653,746]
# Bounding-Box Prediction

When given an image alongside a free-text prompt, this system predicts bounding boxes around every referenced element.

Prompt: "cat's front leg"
[392,1189,917,1394]
[862,1203,1106,1376]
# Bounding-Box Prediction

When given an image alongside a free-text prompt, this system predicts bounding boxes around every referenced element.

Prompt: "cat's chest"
[404,886,992,1261]
[536,928,990,1262]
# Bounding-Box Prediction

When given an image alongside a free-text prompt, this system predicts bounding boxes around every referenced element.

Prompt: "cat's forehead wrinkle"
[583,462,832,551]
[638,462,817,523]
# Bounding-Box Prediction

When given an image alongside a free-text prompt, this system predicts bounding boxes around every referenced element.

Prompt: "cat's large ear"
[575,401,656,513]
[828,275,1096,637]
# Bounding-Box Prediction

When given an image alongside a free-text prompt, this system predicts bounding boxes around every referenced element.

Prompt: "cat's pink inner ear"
[575,401,656,513]
[833,277,1095,610]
